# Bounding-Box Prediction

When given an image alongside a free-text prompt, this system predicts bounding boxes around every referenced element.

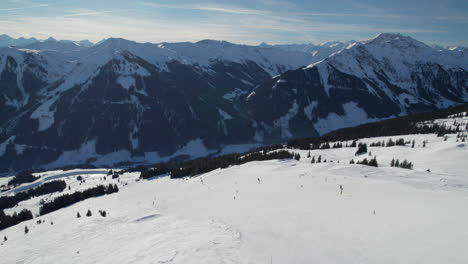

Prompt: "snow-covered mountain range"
[0,33,467,172]
[247,33,468,137]
[0,35,38,48]
[0,35,94,48]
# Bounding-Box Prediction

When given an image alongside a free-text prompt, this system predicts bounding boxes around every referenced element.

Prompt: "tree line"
[0,180,66,210]
[136,103,468,180]
[0,209,33,231]
[39,184,119,216]
[7,171,39,186]
[287,103,468,150]
[390,159,413,169]
[349,156,378,167]
[140,150,296,179]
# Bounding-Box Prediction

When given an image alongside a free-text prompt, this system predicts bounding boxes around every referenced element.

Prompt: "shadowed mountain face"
[0,34,467,172]
[246,33,468,140]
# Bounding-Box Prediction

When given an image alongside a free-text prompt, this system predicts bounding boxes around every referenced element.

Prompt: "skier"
[257,178,261,184]
[339,185,343,195]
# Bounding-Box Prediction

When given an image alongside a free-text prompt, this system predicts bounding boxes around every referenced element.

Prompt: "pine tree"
[357,158,369,165]
[86,210,92,217]
[390,158,395,167]
[311,156,315,164]
[350,159,355,164]
[399,159,414,169]
[401,160,407,168]
[77,212,81,218]
[355,143,367,155]
[386,138,395,147]
[307,151,311,158]
[24,226,29,234]
[317,155,322,163]
[411,140,415,148]
[3,236,7,242]
[294,153,301,161]
[368,156,378,167]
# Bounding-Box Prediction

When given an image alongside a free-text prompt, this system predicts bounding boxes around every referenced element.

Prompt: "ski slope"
[1,124,468,263]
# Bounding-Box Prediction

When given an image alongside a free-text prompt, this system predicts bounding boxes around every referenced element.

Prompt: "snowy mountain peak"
[45,37,57,42]
[372,32,403,41]
[0,34,38,47]
[367,33,428,49]
[310,32,468,74]
[75,40,94,47]
[96,37,138,49]
[196,39,236,47]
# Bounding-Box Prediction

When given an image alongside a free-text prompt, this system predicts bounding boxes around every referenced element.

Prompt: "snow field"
[1,119,467,263]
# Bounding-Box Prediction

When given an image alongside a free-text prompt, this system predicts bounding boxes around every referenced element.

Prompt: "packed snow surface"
[1,126,468,263]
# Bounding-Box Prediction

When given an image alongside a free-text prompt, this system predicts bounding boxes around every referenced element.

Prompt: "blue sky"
[1,0,467,46]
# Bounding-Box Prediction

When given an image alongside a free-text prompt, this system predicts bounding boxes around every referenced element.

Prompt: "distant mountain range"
[0,34,94,48]
[0,33,466,173]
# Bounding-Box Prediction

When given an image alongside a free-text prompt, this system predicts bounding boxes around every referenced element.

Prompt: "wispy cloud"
[0,1,464,46]
[191,5,266,15]
[0,3,48,11]
[434,15,468,24]
[138,2,268,15]
[297,12,405,18]
[0,9,444,45]
[258,0,297,8]
[0,13,268,43]
[63,9,113,17]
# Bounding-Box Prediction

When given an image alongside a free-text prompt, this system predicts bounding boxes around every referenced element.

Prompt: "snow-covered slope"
[262,40,356,63]
[1,114,467,263]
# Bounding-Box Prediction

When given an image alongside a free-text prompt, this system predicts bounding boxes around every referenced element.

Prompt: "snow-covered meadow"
[1,117,467,263]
